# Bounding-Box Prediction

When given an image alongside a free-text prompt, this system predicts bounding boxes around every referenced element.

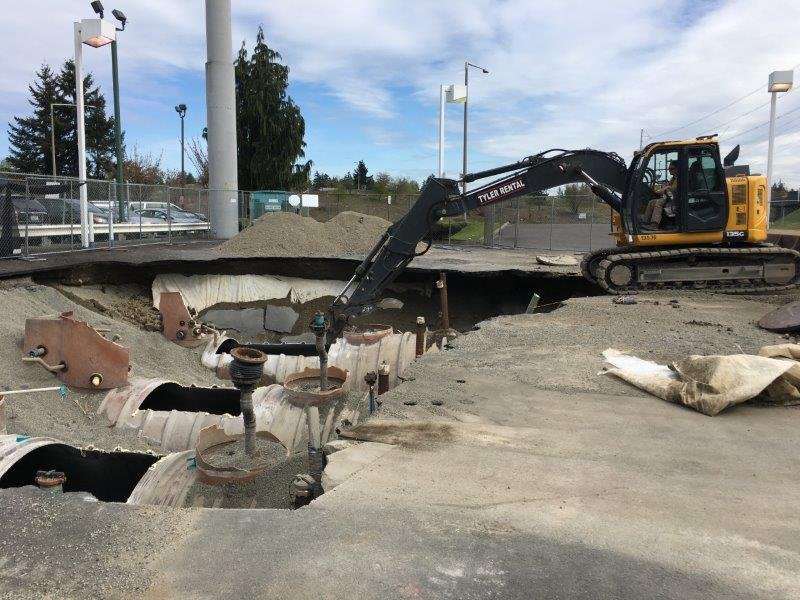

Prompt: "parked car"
[10,196,48,225]
[38,197,110,225]
[134,208,207,223]
[126,212,164,225]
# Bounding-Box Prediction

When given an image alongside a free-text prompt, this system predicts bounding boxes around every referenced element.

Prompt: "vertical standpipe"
[205,0,239,239]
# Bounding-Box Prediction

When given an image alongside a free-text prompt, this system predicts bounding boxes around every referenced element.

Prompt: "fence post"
[167,185,172,244]
[589,195,596,252]
[69,180,75,250]
[107,180,114,247]
[23,177,30,257]
[549,197,555,250]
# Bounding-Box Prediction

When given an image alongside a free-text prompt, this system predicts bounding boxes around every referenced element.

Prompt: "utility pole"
[639,128,644,150]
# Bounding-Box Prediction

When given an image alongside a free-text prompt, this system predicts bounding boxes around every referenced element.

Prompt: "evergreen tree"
[7,61,116,178]
[352,160,373,190]
[7,65,61,174]
[57,60,116,178]
[234,27,311,190]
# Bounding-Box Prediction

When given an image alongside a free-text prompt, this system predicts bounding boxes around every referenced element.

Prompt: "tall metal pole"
[639,128,644,151]
[462,63,469,195]
[111,39,124,221]
[74,22,90,248]
[438,85,446,178]
[205,0,239,239]
[180,113,185,187]
[766,90,778,225]
[50,104,57,176]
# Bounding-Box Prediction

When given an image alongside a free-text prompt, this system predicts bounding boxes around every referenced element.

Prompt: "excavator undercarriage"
[582,244,800,294]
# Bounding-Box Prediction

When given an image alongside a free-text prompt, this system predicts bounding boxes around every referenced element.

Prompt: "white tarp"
[602,345,800,416]
[152,274,348,313]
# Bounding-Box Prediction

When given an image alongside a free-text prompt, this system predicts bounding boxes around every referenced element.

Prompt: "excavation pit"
[193,272,600,346]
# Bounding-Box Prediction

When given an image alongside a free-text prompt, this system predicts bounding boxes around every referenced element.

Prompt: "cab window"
[685,146,726,232]
[637,149,679,230]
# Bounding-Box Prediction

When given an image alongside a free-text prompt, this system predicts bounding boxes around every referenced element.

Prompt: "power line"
[652,85,762,138]
[722,102,800,142]
[652,62,800,139]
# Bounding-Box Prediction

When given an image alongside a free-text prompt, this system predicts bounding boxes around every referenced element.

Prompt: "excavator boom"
[328,148,630,340]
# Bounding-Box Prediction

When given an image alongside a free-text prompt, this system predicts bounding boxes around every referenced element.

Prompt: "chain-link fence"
[0,171,217,258]
[237,190,616,252]
[7,173,795,260]
[433,194,616,251]
[770,202,800,229]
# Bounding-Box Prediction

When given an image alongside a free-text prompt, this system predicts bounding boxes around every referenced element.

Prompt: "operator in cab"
[643,160,678,229]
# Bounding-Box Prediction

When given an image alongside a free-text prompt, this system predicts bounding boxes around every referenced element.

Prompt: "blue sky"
[1,0,800,187]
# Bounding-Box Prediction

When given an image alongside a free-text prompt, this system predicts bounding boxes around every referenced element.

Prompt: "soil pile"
[217,211,391,257]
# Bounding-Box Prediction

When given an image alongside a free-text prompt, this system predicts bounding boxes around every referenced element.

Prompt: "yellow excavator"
[320,134,799,339]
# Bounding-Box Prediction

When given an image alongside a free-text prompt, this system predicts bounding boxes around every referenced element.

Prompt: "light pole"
[766,70,794,225]
[75,6,115,247]
[91,2,127,221]
[460,61,490,243]
[439,85,446,178]
[175,104,187,190]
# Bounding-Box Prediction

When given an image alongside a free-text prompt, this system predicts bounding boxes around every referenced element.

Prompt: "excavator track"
[583,245,800,294]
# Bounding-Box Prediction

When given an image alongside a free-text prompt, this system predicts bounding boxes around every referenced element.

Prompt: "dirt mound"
[218,211,391,257]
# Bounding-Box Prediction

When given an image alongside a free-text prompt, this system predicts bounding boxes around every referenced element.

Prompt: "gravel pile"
[217,211,391,257]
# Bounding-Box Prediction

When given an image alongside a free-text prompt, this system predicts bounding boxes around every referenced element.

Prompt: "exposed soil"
[285,379,345,393]
[217,211,391,257]
[187,452,308,509]
[55,283,162,331]
[200,437,287,470]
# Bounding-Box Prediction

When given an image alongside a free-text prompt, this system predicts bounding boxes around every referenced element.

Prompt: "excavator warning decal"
[476,177,526,205]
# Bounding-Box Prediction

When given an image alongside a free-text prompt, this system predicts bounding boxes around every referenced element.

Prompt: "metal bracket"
[22,311,130,390]
[157,292,214,348]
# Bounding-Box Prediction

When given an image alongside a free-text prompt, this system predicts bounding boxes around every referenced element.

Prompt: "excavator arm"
[327,148,628,341]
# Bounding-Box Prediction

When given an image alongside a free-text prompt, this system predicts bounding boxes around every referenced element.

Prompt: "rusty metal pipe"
[365,371,377,414]
[415,317,426,357]
[229,347,268,457]
[378,362,390,395]
[437,272,450,331]
[306,405,323,494]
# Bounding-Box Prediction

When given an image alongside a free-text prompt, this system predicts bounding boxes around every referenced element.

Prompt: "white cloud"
[1,0,800,185]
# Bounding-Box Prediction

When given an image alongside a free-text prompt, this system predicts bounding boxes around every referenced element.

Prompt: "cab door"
[683,145,728,232]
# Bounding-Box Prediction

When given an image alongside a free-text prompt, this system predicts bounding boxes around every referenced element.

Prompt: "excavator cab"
[622,138,729,241]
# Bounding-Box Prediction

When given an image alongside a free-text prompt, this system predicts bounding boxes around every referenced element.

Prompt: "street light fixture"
[460,61,490,243]
[175,104,187,190]
[766,70,794,224]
